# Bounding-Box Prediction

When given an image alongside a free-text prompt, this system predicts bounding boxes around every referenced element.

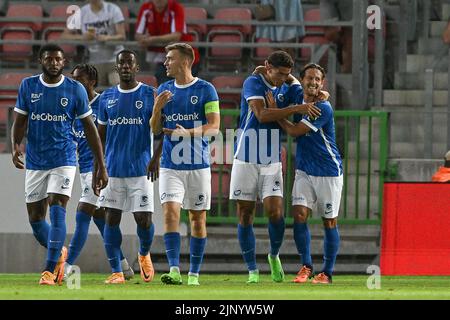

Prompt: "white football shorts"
[229,159,283,202]
[25,166,77,203]
[292,169,343,219]
[159,168,211,211]
[79,172,98,206]
[97,176,154,213]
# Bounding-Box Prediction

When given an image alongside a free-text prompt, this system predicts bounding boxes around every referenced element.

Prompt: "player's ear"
[136,64,140,73]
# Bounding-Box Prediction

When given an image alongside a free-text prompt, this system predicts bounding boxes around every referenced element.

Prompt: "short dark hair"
[71,64,99,88]
[165,42,195,64]
[116,49,138,63]
[267,50,294,69]
[39,43,64,59]
[300,63,326,80]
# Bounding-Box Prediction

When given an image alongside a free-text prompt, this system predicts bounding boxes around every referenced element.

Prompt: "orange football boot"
[104,272,126,284]
[311,272,332,284]
[293,265,313,283]
[39,271,56,285]
[138,253,155,282]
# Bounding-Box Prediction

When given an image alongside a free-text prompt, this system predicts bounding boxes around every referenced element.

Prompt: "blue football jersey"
[98,83,155,178]
[234,74,302,164]
[159,78,220,170]
[72,93,101,174]
[293,100,343,177]
[14,74,91,170]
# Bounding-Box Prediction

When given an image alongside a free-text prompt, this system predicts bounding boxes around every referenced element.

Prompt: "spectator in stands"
[255,0,305,59]
[135,0,200,85]
[431,150,450,182]
[61,0,126,86]
[320,0,352,73]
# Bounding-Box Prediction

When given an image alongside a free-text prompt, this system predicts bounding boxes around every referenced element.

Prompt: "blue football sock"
[93,217,105,237]
[104,224,122,273]
[293,222,313,268]
[323,226,340,276]
[163,232,180,268]
[94,217,125,261]
[268,217,285,256]
[237,224,257,271]
[67,210,91,265]
[45,205,66,272]
[137,223,154,256]
[30,219,50,248]
[189,236,207,274]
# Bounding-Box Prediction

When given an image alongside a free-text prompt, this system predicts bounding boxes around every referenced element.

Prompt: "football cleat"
[53,246,68,285]
[138,253,154,282]
[293,265,313,283]
[104,272,126,284]
[39,271,56,285]
[312,272,332,284]
[246,270,260,284]
[268,254,285,283]
[160,271,183,285]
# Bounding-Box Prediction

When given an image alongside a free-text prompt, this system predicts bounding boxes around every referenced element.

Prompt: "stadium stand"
[185,6,208,42]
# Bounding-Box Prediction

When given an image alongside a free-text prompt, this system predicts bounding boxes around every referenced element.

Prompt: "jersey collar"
[89,93,100,106]
[39,74,65,88]
[259,74,276,90]
[174,77,199,89]
[117,82,143,93]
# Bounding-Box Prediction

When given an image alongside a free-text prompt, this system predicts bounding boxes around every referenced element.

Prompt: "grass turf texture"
[0,274,449,300]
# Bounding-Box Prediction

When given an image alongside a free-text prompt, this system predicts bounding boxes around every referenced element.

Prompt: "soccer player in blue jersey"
[11,44,108,285]
[63,64,134,280]
[149,43,220,286]
[229,51,322,284]
[271,63,343,284]
[97,49,156,284]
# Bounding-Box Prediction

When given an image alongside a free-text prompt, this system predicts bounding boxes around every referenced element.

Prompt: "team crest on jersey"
[135,100,143,109]
[190,96,198,104]
[60,98,69,107]
[277,94,284,102]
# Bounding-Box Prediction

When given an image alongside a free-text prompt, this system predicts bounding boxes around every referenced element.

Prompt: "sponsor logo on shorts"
[99,195,117,203]
[140,195,149,207]
[160,192,177,201]
[233,190,242,196]
[26,191,39,200]
[325,203,333,215]
[82,187,89,195]
[272,180,281,192]
[194,194,205,206]
[61,177,71,190]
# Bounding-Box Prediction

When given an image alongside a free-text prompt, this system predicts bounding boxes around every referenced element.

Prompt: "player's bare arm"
[150,90,173,135]
[265,91,321,119]
[89,122,108,196]
[147,137,163,181]
[11,112,28,169]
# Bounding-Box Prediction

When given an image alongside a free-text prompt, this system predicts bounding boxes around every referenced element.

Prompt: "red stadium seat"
[304,9,325,34]
[206,8,252,71]
[211,167,231,198]
[211,76,243,105]
[42,5,78,57]
[251,36,274,66]
[185,7,208,41]
[136,74,157,87]
[0,72,32,95]
[0,4,43,62]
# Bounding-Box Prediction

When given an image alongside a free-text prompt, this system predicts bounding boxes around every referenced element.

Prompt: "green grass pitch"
[1,274,449,300]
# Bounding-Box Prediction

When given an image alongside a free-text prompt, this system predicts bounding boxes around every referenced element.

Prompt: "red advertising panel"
[380,183,450,275]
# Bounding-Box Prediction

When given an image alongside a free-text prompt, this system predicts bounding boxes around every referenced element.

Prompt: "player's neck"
[174,72,195,86]
[42,73,63,85]
[119,80,139,91]
[88,90,98,101]
[261,74,276,87]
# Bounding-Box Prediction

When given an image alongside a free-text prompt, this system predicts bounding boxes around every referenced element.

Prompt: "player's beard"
[42,65,64,80]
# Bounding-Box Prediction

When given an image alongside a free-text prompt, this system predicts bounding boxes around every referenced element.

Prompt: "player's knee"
[322,218,337,228]
[133,212,152,229]
[292,208,309,223]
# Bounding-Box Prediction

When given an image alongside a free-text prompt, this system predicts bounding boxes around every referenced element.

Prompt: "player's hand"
[83,32,95,41]
[265,91,277,109]
[146,157,160,182]
[316,90,330,101]
[12,144,24,169]
[295,103,321,119]
[155,90,173,111]
[163,124,190,137]
[95,164,108,194]
[252,65,266,76]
